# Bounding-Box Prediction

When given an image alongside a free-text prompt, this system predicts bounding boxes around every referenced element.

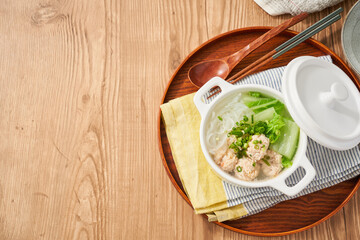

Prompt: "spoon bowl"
[188,60,229,88]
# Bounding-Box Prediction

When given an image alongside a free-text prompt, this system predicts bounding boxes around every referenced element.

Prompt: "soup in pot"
[205,91,300,181]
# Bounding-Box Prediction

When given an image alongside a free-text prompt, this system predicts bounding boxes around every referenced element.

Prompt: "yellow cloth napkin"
[160,93,248,222]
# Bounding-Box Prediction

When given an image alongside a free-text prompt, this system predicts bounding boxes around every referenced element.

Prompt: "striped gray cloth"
[206,55,360,218]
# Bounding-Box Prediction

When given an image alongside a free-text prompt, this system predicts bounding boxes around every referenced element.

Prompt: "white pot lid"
[282,56,360,150]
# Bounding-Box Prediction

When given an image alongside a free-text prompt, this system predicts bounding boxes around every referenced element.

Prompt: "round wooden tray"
[158,27,360,237]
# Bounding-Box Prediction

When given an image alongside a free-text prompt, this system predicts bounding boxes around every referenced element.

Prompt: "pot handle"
[193,77,233,118]
[270,157,316,196]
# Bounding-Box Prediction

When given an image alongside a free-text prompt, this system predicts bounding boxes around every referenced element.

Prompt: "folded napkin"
[254,0,343,16]
[160,55,360,222]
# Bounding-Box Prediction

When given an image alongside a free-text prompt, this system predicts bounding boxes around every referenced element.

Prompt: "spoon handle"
[208,10,341,99]
[226,12,309,69]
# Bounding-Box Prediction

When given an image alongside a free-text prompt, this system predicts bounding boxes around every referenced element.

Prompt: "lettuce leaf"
[245,98,285,114]
[282,156,293,168]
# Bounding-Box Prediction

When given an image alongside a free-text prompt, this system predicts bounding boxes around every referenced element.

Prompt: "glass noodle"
[205,93,254,154]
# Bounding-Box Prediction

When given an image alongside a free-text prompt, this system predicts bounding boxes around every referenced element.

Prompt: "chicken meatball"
[261,149,283,177]
[234,157,260,181]
[220,149,238,172]
[246,134,270,162]
[213,144,227,165]
[227,135,237,145]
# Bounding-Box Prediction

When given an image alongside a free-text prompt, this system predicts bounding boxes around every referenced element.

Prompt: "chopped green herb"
[254,145,259,150]
[227,134,250,159]
[251,114,254,124]
[218,116,223,121]
[253,121,267,134]
[260,140,262,144]
[229,142,238,151]
[236,166,242,172]
[244,126,251,133]
[262,159,271,166]
[228,128,243,137]
[243,115,249,122]
[253,140,259,144]
[252,162,256,167]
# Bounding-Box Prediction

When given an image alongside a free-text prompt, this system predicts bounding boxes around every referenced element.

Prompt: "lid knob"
[319,82,349,109]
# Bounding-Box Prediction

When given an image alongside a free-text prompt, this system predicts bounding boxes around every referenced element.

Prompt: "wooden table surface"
[0,0,359,239]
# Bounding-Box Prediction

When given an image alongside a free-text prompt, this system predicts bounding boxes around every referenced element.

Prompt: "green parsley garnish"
[218,116,223,121]
[266,113,285,143]
[236,166,242,172]
[252,162,256,167]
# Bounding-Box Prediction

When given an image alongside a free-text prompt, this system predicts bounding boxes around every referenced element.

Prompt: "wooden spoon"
[188,12,308,88]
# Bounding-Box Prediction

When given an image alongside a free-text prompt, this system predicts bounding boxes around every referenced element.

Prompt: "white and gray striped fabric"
[206,55,360,217]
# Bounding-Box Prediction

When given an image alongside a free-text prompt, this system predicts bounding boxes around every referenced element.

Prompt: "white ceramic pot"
[193,76,316,196]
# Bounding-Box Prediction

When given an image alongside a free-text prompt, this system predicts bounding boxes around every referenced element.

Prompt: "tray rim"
[157,26,360,237]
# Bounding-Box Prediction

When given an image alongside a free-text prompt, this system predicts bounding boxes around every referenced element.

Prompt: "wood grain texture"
[0,0,359,240]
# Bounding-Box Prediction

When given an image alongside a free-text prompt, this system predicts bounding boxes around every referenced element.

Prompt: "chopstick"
[273,15,341,58]
[208,8,343,98]
[226,7,343,83]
